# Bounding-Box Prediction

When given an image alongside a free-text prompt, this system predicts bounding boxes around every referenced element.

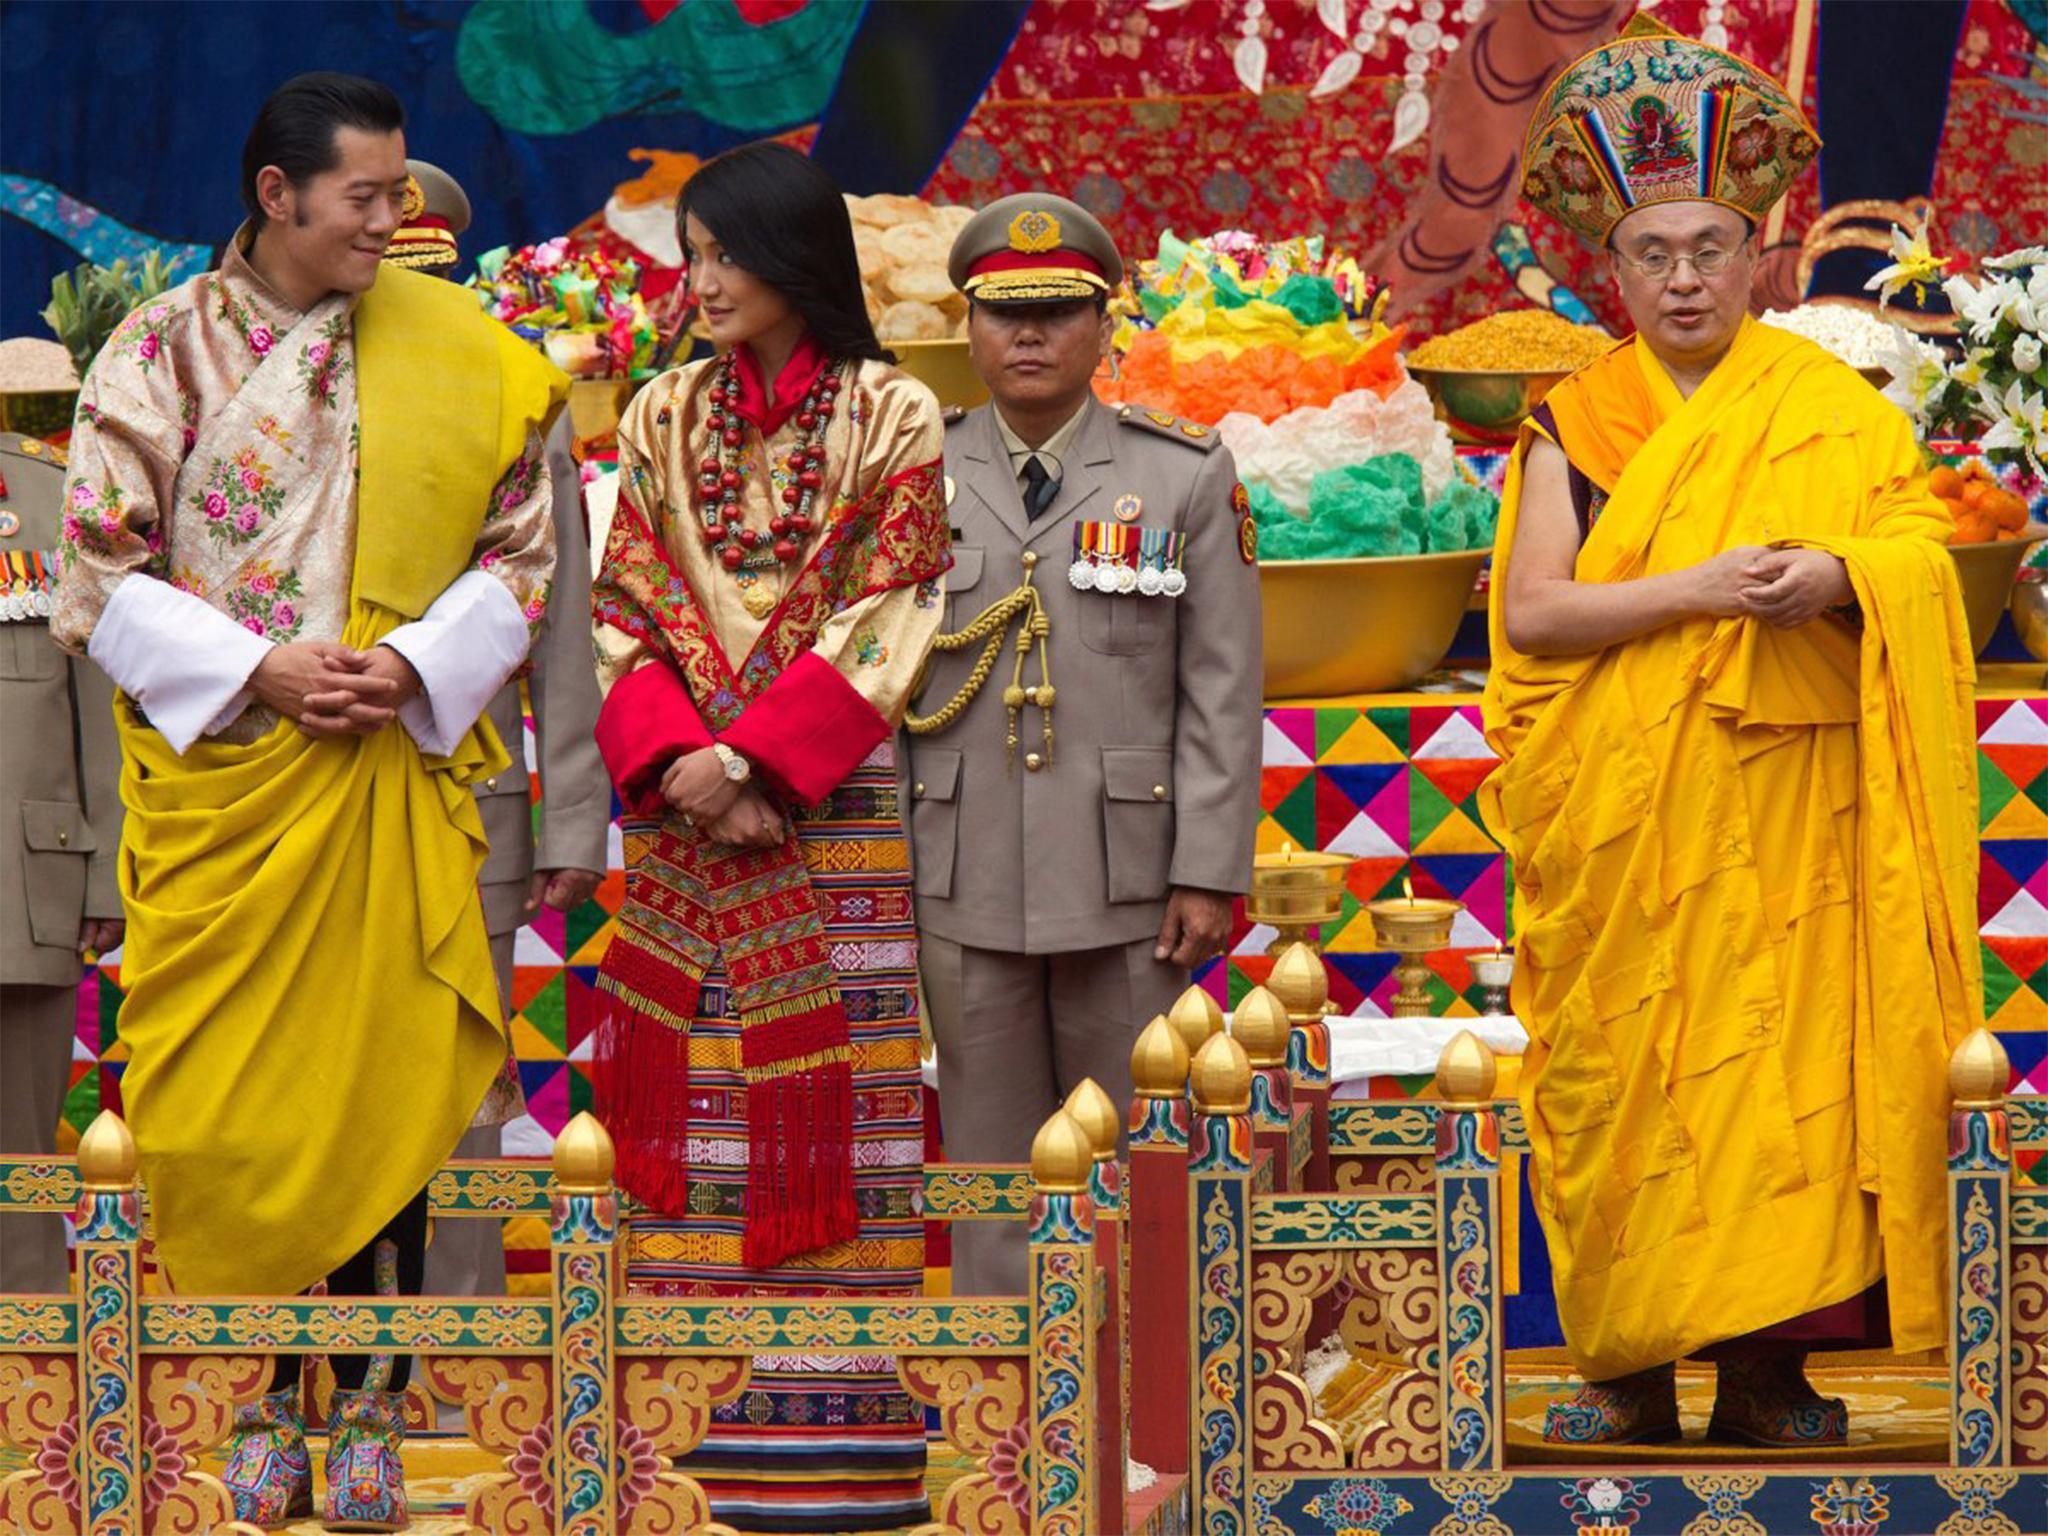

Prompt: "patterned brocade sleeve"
[51,372,184,655]
[472,429,556,638]
[718,386,949,804]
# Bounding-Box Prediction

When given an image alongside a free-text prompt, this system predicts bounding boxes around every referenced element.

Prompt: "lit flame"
[1402,876,1415,903]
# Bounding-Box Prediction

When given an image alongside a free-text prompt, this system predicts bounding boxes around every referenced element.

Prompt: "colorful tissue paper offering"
[1096,229,1404,425]
[471,236,657,378]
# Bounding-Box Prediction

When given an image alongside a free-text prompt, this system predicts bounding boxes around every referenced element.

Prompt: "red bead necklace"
[694,350,843,574]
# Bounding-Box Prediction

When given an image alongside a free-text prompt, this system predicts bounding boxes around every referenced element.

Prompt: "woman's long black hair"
[678,142,891,365]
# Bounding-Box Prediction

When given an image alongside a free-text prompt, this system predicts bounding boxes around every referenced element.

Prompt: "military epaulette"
[0,433,67,469]
[1115,404,1219,451]
[941,405,969,427]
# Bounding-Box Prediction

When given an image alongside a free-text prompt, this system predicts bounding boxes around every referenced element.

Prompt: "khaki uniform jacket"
[905,397,1262,954]
[476,418,610,936]
[2,433,122,985]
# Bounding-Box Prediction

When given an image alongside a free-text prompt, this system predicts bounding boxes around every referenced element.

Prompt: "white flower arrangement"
[1877,235,2048,479]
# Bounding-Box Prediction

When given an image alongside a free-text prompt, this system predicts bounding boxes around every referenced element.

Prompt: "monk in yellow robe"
[1487,16,1981,1447]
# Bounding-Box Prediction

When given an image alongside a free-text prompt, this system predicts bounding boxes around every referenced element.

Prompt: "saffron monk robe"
[51,74,566,1531]
[1489,14,1982,1451]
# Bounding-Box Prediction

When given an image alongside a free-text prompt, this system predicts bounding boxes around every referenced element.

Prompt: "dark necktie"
[1021,455,1060,521]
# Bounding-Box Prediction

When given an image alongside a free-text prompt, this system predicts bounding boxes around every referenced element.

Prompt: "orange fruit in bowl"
[1929,465,1964,500]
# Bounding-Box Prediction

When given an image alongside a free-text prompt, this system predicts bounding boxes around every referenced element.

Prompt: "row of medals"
[5,581,53,622]
[1068,552,1187,598]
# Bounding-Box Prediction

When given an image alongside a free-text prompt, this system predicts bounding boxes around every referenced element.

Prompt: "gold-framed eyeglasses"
[1613,245,1742,282]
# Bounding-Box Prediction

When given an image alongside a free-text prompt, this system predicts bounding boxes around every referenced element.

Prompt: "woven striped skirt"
[622,744,928,1533]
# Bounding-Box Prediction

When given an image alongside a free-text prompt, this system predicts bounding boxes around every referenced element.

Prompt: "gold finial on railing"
[1031,1108,1095,1192]
[1232,985,1291,1070]
[1131,1015,1192,1099]
[1949,1028,2012,1108]
[1167,984,1225,1057]
[77,1109,137,1189]
[1190,1032,1252,1116]
[1434,1029,1497,1107]
[552,1111,617,1192]
[1064,1078,1121,1160]
[1268,942,1329,1018]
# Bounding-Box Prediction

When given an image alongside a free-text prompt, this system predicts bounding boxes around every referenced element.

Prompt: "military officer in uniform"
[906,194,1263,1293]
[1,429,123,1292]
[385,161,612,1307]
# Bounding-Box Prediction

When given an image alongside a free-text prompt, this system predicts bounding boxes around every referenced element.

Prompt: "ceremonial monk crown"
[1520,13,1820,247]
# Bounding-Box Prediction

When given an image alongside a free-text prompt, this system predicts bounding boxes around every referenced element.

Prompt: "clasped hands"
[1694,545,1853,628]
[661,746,786,848]
[251,640,422,738]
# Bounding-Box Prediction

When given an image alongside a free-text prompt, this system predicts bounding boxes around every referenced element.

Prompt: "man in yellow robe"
[52,74,565,1525]
[1487,16,1981,1447]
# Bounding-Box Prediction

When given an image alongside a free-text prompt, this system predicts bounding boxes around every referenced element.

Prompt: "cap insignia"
[1008,209,1062,255]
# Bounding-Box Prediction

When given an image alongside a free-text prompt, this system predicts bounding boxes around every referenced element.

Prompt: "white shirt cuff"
[380,570,533,758]
[87,574,273,753]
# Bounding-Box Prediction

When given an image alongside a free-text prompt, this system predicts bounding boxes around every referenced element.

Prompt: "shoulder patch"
[942,405,969,427]
[1116,403,1220,451]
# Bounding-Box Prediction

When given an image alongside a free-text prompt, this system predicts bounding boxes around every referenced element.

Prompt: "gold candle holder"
[1246,843,1358,956]
[1363,879,1464,1018]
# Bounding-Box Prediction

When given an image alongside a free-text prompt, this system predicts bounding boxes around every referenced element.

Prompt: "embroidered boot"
[1542,1362,1682,1445]
[1707,1349,1849,1447]
[321,1387,408,1532]
[221,1384,314,1527]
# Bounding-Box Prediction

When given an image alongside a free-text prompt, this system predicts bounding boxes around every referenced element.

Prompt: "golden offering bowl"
[1951,527,2046,656]
[1247,846,1357,955]
[1364,893,1464,1018]
[890,337,988,413]
[1261,549,1489,699]
[1407,365,1570,445]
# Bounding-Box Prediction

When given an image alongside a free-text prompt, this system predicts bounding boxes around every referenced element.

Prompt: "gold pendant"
[741,580,778,619]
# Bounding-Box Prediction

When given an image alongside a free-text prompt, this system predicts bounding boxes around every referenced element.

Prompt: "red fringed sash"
[592,440,947,1266]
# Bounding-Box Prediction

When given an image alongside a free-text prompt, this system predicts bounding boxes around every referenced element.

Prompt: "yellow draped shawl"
[1481,319,1981,1378]
[112,284,563,1298]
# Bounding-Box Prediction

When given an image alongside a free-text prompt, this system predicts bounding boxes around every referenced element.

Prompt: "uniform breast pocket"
[0,624,62,681]
[1077,590,1167,656]
[942,547,985,630]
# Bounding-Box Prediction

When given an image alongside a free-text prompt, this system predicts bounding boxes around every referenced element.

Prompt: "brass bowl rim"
[1949,522,2048,556]
[1405,364,1577,382]
[1258,547,1494,572]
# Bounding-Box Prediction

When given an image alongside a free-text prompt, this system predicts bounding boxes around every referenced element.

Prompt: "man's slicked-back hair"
[240,72,405,218]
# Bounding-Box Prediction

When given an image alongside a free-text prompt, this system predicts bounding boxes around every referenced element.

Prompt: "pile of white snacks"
[846,195,975,343]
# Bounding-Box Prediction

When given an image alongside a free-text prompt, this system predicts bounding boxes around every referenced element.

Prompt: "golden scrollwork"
[0,1300,72,1346]
[621,1356,751,1458]
[428,1166,551,1213]
[1932,1470,2021,1536]
[1250,1366,1344,1471]
[1331,1248,1442,1470]
[143,1354,271,1535]
[1351,1370,1441,1470]
[1251,1252,1344,1379]
[899,1356,1030,1535]
[2014,1248,2047,1467]
[1341,1249,1439,1368]
[421,1355,551,1534]
[0,1353,76,1535]
[1679,1471,1768,1536]
[0,1161,76,1208]
[617,1356,750,1536]
[1334,1154,1433,1196]
[1427,1473,1513,1536]
[616,1299,1032,1353]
